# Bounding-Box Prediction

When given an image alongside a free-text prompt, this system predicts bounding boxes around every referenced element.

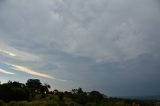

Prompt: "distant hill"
[120,96,160,100]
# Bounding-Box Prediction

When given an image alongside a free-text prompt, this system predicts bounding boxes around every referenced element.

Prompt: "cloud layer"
[10,64,54,79]
[0,69,15,75]
[0,0,160,96]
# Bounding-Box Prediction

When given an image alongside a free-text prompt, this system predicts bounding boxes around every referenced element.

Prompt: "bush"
[46,101,59,106]
[8,101,17,106]
[0,100,6,106]
[69,103,74,106]
[17,101,29,106]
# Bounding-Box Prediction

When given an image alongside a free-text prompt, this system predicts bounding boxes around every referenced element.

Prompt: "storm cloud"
[0,0,160,96]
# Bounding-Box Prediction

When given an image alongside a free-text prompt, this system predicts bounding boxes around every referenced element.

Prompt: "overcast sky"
[0,0,160,96]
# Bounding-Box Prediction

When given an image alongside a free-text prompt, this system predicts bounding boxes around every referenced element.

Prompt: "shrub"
[0,100,6,106]
[46,101,59,106]
[69,103,74,106]
[8,101,17,106]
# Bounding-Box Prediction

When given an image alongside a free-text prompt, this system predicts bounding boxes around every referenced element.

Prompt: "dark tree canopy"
[26,79,42,93]
[0,81,29,102]
[0,79,51,102]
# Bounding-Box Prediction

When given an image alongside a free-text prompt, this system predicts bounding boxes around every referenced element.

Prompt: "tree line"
[0,79,155,106]
[0,79,104,104]
[0,79,50,102]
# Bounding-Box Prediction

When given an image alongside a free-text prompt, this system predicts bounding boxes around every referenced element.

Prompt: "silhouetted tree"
[53,89,59,95]
[26,79,42,94]
[26,79,51,99]
[40,83,51,98]
[89,91,104,103]
[0,81,29,102]
[71,88,88,105]
[58,92,64,101]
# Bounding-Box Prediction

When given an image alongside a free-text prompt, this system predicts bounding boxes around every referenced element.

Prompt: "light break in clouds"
[10,64,54,79]
[0,69,15,75]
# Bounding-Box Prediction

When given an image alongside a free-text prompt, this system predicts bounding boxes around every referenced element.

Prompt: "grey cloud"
[0,0,160,96]
[1,0,160,62]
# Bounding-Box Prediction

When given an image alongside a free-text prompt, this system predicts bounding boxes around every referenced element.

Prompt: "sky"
[0,0,160,96]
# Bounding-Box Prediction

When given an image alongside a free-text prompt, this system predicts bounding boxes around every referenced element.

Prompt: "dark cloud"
[0,0,160,96]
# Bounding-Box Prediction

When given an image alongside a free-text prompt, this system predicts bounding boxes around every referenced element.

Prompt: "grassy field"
[0,94,159,106]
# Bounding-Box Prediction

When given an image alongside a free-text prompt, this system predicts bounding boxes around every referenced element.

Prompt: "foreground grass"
[0,95,81,106]
[0,95,158,106]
